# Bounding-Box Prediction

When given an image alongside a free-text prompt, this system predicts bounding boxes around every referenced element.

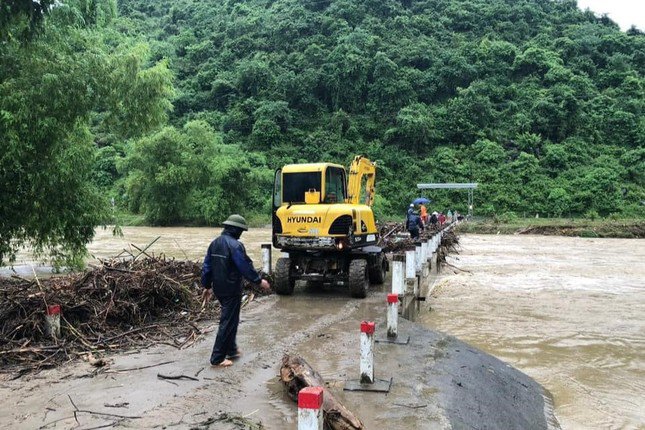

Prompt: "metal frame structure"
[417,183,478,217]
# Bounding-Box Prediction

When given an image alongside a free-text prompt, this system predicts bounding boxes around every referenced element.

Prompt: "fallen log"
[280,354,364,430]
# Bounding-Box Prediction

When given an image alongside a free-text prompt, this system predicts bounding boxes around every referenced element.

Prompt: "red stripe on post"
[360,321,375,334]
[46,305,61,315]
[298,386,323,409]
[387,294,398,304]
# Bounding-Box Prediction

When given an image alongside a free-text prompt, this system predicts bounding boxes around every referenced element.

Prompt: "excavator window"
[273,168,282,208]
[283,172,321,203]
[359,175,371,205]
[324,167,346,203]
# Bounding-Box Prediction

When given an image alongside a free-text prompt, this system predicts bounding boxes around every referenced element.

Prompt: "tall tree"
[0,3,173,265]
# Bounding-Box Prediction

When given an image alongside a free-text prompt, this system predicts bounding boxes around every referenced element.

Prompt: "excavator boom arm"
[346,155,376,206]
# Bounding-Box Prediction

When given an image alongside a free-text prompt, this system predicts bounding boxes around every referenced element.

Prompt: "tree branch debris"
[1,254,272,376]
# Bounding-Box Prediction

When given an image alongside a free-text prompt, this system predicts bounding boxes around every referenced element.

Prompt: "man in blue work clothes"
[201,214,271,367]
[407,210,424,239]
[406,203,415,223]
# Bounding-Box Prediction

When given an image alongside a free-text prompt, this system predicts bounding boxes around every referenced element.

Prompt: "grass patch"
[578,229,599,238]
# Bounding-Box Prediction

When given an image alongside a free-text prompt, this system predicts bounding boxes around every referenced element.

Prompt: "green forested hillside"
[111,0,644,220]
[1,0,644,264]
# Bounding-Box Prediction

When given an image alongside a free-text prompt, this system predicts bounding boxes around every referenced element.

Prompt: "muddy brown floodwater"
[4,228,644,429]
[87,226,273,263]
[2,226,272,276]
[420,234,645,430]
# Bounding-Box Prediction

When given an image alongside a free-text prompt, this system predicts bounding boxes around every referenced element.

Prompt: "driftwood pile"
[439,228,459,251]
[378,221,450,253]
[436,229,460,266]
[0,255,271,376]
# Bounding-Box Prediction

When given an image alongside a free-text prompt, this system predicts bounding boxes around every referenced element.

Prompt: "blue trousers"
[210,294,241,365]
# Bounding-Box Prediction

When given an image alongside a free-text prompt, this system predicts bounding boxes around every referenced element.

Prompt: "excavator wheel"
[368,253,387,285]
[274,257,295,295]
[349,259,369,298]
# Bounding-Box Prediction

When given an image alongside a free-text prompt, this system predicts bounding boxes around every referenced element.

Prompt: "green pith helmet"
[223,214,249,231]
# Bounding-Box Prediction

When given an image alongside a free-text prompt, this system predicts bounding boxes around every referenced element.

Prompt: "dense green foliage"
[0,0,173,265]
[113,0,644,220]
[2,0,644,264]
[120,120,272,225]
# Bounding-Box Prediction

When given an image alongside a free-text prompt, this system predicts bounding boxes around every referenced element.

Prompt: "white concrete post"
[405,249,416,279]
[387,294,399,338]
[415,241,423,273]
[298,386,324,430]
[391,254,405,295]
[422,240,429,262]
[45,304,61,339]
[261,243,272,274]
[360,321,375,383]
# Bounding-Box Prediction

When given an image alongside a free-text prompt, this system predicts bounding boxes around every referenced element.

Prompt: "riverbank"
[110,212,645,238]
[456,217,645,238]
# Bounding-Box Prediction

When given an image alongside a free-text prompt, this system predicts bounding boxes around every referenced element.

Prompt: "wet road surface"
[0,289,555,430]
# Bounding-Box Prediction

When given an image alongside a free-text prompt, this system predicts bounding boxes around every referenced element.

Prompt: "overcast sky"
[576,0,644,31]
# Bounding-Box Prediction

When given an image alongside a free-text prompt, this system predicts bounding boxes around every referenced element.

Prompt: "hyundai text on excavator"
[271,155,388,298]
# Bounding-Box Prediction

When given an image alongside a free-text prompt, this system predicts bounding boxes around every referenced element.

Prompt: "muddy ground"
[0,281,557,430]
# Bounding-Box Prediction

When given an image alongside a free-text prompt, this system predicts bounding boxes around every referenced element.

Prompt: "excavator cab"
[274,165,345,204]
[271,156,388,298]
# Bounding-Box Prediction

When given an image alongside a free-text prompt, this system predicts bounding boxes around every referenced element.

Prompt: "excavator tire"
[349,259,369,298]
[274,257,295,295]
[368,253,387,285]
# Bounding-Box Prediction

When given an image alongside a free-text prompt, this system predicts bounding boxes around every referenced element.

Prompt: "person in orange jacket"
[420,204,428,225]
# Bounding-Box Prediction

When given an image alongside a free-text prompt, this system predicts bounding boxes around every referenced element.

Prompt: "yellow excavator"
[272,155,388,298]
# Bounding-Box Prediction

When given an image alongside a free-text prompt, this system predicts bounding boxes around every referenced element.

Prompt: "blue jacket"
[201,230,262,296]
[407,213,423,231]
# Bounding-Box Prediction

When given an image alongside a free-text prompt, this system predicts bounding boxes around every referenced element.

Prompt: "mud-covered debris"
[190,412,264,430]
[0,254,271,375]
[378,221,456,253]
[441,229,460,251]
[377,222,412,252]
